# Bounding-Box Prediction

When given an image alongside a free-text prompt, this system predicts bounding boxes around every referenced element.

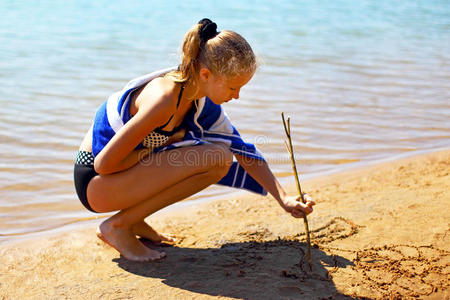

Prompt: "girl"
[74,18,315,262]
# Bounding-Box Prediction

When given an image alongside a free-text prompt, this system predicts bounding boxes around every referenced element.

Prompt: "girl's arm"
[109,126,186,173]
[234,154,315,218]
[94,80,174,175]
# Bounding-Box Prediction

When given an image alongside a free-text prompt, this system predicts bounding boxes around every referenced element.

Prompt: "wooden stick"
[281,112,312,270]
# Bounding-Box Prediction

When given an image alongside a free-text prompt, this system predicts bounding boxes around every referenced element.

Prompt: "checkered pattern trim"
[75,151,95,165]
[142,131,170,149]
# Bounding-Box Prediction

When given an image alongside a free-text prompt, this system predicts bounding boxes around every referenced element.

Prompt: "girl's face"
[203,71,254,105]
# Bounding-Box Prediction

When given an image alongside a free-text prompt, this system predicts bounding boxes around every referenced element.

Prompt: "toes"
[126,250,166,262]
[96,227,103,238]
[147,251,166,261]
[163,237,177,244]
[160,234,177,243]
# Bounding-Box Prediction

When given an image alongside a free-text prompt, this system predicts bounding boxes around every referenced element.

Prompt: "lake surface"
[1,0,449,241]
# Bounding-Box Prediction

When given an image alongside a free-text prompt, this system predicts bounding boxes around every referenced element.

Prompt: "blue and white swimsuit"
[91,67,267,195]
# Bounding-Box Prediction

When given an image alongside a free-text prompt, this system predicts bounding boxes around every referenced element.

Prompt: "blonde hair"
[166,22,257,90]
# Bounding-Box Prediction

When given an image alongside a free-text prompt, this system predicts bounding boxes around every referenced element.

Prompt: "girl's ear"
[199,67,212,83]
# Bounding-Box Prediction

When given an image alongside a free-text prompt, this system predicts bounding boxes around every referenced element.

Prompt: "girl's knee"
[206,144,233,178]
[206,143,233,168]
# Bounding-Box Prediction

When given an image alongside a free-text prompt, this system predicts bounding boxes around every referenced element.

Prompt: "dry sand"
[1,149,449,299]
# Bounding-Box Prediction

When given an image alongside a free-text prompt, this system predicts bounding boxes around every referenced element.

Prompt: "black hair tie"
[198,18,219,43]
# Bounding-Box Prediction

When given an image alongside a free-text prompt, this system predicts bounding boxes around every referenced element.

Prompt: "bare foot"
[132,220,177,245]
[97,217,166,262]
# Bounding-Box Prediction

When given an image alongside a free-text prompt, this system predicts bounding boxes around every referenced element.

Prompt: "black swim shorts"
[73,151,98,213]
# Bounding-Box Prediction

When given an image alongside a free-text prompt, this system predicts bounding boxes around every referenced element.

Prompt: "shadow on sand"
[113,239,356,299]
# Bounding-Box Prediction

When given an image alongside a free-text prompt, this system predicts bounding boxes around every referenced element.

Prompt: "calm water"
[1,0,449,241]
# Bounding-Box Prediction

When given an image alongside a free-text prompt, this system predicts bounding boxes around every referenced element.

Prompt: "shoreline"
[1,145,448,247]
[1,148,449,298]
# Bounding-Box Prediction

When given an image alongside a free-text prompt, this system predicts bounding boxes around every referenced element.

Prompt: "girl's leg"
[87,144,232,212]
[87,144,233,261]
[98,166,229,261]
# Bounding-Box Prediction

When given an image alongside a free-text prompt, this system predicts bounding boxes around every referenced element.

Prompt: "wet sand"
[0,149,449,299]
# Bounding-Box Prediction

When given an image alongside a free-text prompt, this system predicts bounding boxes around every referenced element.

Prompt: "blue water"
[0,0,449,239]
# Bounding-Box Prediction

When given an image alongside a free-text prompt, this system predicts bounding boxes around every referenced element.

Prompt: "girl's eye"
[230,88,236,91]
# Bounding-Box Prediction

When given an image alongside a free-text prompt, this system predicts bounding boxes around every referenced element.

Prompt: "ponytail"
[166,23,202,84]
[166,19,257,92]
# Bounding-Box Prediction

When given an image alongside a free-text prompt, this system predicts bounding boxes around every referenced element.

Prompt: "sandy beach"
[0,149,449,299]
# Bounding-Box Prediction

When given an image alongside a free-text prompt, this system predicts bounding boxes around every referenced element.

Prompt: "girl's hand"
[282,194,315,218]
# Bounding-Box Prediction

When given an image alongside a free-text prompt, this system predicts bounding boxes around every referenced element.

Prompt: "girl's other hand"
[282,194,315,218]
